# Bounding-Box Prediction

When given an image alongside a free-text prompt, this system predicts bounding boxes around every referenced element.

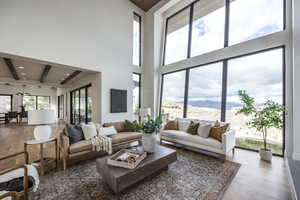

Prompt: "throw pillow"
[124,120,137,132]
[65,124,84,144]
[197,123,212,138]
[187,121,200,135]
[99,126,118,136]
[209,123,230,142]
[81,124,98,140]
[178,120,190,132]
[165,120,178,130]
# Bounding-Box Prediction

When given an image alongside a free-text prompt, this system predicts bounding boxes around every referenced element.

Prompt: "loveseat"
[159,118,236,156]
[60,121,142,170]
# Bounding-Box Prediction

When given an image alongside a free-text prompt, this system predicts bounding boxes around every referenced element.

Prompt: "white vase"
[259,149,272,162]
[142,133,156,153]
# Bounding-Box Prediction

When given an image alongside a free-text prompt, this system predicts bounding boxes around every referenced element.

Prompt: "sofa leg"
[63,158,67,171]
[232,148,235,155]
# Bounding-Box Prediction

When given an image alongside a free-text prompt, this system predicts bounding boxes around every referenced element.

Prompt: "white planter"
[142,133,156,153]
[259,149,272,162]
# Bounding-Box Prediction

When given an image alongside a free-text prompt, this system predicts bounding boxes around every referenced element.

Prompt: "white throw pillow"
[88,122,102,134]
[197,123,212,138]
[178,120,190,132]
[99,126,118,136]
[81,124,98,140]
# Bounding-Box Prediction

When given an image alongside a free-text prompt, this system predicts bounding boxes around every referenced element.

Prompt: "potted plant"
[236,90,284,162]
[139,115,162,153]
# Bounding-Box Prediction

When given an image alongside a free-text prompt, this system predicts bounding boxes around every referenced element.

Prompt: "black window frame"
[22,95,51,110]
[0,94,13,113]
[162,0,286,66]
[70,84,92,124]
[159,46,286,156]
[57,95,64,119]
[133,12,142,67]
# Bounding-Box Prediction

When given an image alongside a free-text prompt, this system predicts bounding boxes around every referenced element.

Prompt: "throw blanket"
[91,135,112,154]
[0,165,39,200]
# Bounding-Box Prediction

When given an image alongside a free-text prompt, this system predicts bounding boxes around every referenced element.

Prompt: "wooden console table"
[24,137,58,175]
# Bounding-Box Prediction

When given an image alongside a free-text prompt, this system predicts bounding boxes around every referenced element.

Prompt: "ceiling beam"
[3,58,19,80]
[60,70,81,85]
[40,65,52,83]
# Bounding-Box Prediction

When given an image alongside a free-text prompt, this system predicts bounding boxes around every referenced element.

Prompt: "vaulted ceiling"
[130,0,161,11]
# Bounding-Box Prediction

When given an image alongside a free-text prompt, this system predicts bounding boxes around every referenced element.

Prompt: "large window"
[133,73,141,120]
[160,47,285,155]
[229,0,284,46]
[187,63,223,120]
[70,84,92,124]
[191,0,225,57]
[23,95,50,110]
[164,7,190,65]
[0,95,12,113]
[226,49,284,154]
[133,13,141,66]
[163,0,284,65]
[160,70,186,120]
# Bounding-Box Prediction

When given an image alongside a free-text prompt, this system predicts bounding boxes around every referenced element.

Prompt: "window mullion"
[187,4,194,58]
[221,60,228,122]
[224,0,230,47]
[183,69,190,118]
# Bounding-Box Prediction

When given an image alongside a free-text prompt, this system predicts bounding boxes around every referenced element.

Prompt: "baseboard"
[285,158,298,200]
[293,153,300,161]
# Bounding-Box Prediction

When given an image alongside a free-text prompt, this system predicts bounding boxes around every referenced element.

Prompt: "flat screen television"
[110,89,127,113]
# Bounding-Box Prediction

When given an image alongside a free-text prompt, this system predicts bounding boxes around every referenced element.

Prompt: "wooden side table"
[24,137,58,175]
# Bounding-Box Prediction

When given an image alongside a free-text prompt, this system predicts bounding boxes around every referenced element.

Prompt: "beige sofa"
[60,121,142,170]
[160,118,236,156]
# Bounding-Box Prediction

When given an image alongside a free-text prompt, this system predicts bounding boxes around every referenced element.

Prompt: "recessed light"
[66,73,70,76]
[17,66,24,69]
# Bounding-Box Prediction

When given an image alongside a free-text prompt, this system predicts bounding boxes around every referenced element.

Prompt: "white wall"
[0,0,145,123]
[0,84,57,113]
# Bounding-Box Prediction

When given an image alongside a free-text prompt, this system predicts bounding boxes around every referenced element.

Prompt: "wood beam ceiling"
[3,58,19,80]
[60,70,81,85]
[40,65,52,83]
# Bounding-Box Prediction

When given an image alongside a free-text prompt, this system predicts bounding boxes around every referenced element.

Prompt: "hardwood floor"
[0,124,293,199]
[224,149,292,200]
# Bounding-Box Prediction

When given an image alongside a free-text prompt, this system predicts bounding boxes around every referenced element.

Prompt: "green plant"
[139,115,163,134]
[236,90,284,151]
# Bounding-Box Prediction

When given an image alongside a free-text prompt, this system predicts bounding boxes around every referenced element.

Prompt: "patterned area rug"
[32,146,240,200]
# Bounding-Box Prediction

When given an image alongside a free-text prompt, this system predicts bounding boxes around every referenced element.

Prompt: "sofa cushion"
[99,126,118,136]
[178,120,190,132]
[65,124,84,145]
[110,132,142,144]
[209,123,230,142]
[124,120,138,132]
[197,123,212,138]
[81,124,98,140]
[69,140,93,154]
[165,120,178,130]
[187,121,199,135]
[103,122,125,132]
[161,130,222,149]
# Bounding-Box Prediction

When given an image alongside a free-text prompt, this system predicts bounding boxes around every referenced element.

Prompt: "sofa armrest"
[60,133,70,157]
[222,129,236,154]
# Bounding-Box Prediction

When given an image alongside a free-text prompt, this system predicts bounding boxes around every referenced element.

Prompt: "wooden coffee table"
[96,145,177,193]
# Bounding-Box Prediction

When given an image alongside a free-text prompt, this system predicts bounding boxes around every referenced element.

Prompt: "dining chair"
[19,111,28,123]
[7,112,18,123]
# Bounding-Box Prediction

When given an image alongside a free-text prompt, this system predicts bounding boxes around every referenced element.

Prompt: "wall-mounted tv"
[110,89,127,113]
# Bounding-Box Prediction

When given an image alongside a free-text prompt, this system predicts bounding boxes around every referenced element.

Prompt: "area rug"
[32,146,240,200]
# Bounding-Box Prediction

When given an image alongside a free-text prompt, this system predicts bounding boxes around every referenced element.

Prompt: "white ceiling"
[0,56,96,87]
